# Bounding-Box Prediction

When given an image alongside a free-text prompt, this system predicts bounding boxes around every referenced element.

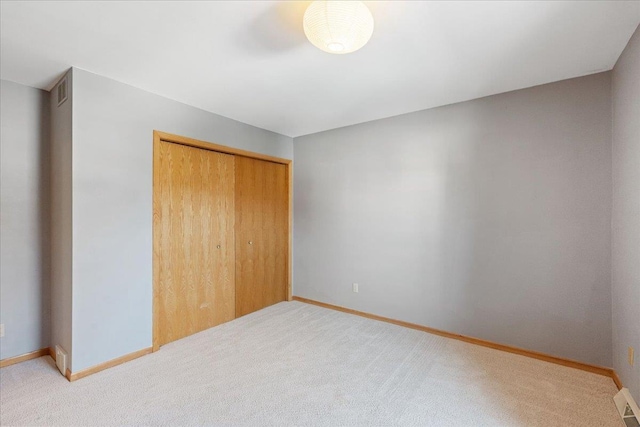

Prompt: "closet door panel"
[155,141,235,347]
[235,156,287,317]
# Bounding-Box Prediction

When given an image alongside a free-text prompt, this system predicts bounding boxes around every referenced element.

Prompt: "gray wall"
[50,70,74,368]
[0,80,51,360]
[612,25,640,401]
[69,68,293,371]
[293,72,613,367]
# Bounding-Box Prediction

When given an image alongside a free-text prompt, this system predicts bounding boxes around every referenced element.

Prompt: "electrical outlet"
[0,324,4,337]
[629,347,635,367]
[352,283,359,293]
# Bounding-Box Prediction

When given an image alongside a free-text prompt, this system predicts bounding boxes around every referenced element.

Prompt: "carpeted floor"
[0,301,622,426]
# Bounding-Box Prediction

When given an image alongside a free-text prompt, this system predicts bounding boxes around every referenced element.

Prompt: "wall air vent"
[57,77,67,106]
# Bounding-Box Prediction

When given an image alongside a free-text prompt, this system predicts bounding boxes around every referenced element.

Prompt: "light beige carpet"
[0,301,622,426]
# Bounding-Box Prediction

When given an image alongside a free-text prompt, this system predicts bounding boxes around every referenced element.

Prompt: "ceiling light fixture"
[303,1,374,54]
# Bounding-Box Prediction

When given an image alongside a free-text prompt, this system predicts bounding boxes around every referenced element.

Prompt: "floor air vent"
[55,345,68,376]
[614,388,640,427]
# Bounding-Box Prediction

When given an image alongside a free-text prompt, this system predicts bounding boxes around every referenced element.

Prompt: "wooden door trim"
[152,131,293,352]
[154,131,292,165]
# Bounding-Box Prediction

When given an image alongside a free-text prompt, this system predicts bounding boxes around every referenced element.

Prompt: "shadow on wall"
[0,83,51,359]
[294,69,611,367]
[38,89,52,346]
[437,95,610,357]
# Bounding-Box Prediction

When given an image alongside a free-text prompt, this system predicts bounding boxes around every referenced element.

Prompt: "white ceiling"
[1,1,639,137]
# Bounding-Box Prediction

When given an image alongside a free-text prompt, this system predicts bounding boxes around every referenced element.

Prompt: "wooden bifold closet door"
[154,134,289,349]
[155,141,235,347]
[235,156,288,317]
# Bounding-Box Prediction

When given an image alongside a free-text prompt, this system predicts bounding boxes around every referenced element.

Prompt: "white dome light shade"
[303,1,374,54]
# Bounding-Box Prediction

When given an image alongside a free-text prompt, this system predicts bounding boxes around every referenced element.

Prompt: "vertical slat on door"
[155,141,235,347]
[235,156,288,317]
